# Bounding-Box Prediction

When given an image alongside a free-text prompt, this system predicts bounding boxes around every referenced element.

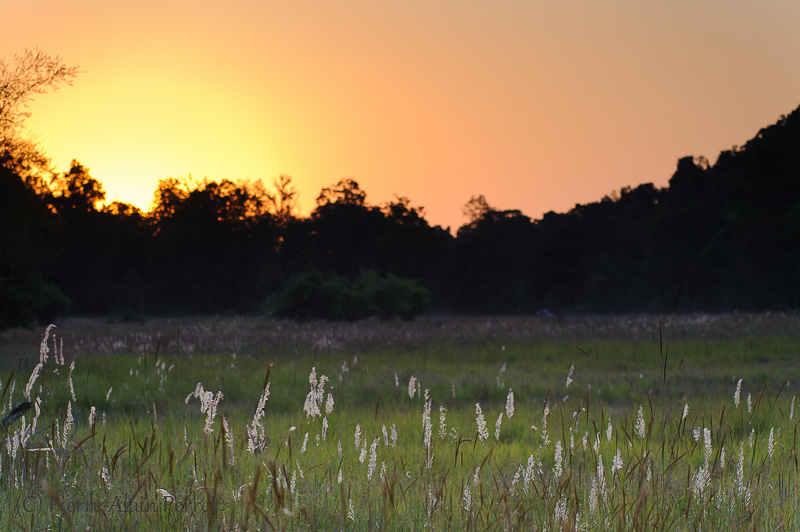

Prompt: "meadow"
[0,313,798,531]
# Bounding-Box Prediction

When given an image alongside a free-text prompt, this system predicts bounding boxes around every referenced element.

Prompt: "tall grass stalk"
[0,320,799,530]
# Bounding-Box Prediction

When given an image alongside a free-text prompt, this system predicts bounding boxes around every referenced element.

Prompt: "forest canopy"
[2,100,800,327]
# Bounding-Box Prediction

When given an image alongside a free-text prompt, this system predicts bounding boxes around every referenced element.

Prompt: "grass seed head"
[408,375,417,399]
[475,403,488,443]
[505,388,515,418]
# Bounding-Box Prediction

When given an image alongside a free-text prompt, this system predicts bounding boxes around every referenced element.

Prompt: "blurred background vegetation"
[2,51,799,328]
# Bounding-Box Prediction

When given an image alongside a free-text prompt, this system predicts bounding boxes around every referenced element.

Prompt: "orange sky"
[5,1,800,230]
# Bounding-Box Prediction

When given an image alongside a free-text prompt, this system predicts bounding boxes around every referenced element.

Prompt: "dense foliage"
[2,105,800,327]
[270,271,431,321]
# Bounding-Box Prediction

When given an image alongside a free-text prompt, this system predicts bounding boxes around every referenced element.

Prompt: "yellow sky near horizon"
[4,0,800,229]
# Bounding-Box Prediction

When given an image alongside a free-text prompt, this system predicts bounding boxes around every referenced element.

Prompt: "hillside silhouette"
[2,104,799,327]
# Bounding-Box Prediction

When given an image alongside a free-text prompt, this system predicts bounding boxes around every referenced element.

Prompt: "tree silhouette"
[452,204,534,312]
[266,174,298,226]
[149,177,280,313]
[310,180,384,278]
[378,196,452,306]
[151,177,190,222]
[2,97,800,326]
[462,194,492,225]
[50,160,106,212]
[316,178,367,207]
[0,50,78,175]
[0,163,67,327]
[46,161,145,313]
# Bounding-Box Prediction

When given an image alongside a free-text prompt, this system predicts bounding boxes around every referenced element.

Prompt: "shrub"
[359,270,430,320]
[270,270,430,321]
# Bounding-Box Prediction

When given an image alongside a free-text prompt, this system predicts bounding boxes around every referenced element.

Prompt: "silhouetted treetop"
[382,196,428,226]
[103,201,143,218]
[3,101,800,326]
[152,178,190,221]
[316,178,367,207]
[266,174,298,226]
[462,194,492,225]
[151,177,276,227]
[0,50,79,176]
[49,160,105,213]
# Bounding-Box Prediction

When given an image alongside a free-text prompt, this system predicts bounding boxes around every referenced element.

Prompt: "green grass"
[0,315,799,530]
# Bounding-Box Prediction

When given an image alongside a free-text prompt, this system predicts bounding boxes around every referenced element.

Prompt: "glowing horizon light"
[5,0,800,229]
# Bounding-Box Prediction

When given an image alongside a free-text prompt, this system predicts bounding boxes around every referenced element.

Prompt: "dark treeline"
[2,105,799,327]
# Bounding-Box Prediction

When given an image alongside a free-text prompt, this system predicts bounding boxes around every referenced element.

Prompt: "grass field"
[0,313,799,530]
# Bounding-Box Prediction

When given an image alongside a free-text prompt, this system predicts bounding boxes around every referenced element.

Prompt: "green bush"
[359,270,430,320]
[270,270,430,321]
[0,277,71,329]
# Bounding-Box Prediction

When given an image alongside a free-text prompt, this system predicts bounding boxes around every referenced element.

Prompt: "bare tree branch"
[0,49,79,172]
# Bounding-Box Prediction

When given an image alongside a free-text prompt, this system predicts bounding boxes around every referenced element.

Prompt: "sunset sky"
[4,1,800,230]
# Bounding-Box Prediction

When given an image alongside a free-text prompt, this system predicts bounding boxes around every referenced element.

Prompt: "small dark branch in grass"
[243,465,258,528]
[281,464,294,510]
[660,325,669,385]
[773,377,789,409]
[135,439,158,477]
[402,478,418,505]
[645,389,655,445]
[129,419,142,453]
[708,411,714,444]
[383,467,398,509]
[263,363,273,394]
[713,427,728,472]
[74,431,97,466]
[586,388,590,424]
[111,443,129,474]
[374,393,381,421]
[267,460,284,509]
[41,479,73,529]
[0,370,15,410]
[479,445,495,471]
[454,433,466,467]
[716,404,726,445]
[338,479,347,531]
[299,506,315,531]
[127,478,147,516]
[149,417,158,453]
[632,451,648,484]
[0,401,31,431]
[749,380,769,423]
[793,419,800,471]
[207,469,221,528]
[663,451,689,475]
[398,452,408,474]
[177,442,194,472]
[304,459,331,475]
[621,483,627,530]
[620,419,633,447]
[600,400,605,429]
[214,424,223,457]
[683,471,693,519]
